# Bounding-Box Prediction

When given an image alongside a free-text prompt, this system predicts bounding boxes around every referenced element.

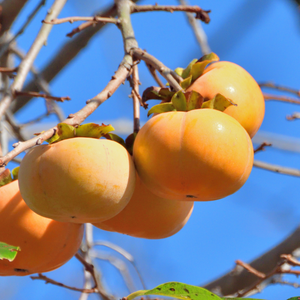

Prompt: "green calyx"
[175,52,219,89]
[147,90,236,117]
[0,167,20,187]
[45,122,125,146]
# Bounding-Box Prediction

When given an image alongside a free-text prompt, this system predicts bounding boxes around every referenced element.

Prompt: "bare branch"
[10,1,141,114]
[177,0,211,54]
[0,0,46,59]
[264,93,300,105]
[0,0,67,119]
[131,48,182,92]
[254,142,272,153]
[129,63,141,132]
[43,16,119,25]
[286,112,300,121]
[146,63,165,88]
[31,273,98,294]
[0,62,130,166]
[253,160,300,177]
[14,90,70,102]
[260,82,300,97]
[0,67,17,73]
[203,225,300,296]
[130,4,211,23]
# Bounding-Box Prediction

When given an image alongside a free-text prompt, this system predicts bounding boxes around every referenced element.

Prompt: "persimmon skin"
[187,61,265,138]
[18,138,136,223]
[93,174,194,239]
[133,109,254,202]
[0,180,83,276]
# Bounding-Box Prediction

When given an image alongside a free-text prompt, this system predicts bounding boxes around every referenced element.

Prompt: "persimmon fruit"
[18,138,136,223]
[133,109,254,202]
[186,61,265,138]
[93,174,194,239]
[0,180,84,276]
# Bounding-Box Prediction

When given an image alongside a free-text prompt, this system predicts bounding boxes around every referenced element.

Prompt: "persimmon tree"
[0,1,300,300]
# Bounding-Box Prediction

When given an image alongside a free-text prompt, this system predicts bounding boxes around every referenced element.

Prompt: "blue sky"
[1,0,300,299]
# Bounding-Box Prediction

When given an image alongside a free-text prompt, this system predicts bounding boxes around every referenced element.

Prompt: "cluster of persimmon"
[0,53,264,276]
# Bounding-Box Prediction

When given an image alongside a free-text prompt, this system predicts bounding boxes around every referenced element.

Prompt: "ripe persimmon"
[133,109,253,202]
[186,61,265,138]
[93,174,194,239]
[18,138,136,223]
[0,180,83,276]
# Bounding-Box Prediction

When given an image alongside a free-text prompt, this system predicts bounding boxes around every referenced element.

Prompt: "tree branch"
[203,225,300,296]
[0,62,130,166]
[0,0,67,119]
[253,160,300,177]
[0,0,28,36]
[177,0,211,54]
[10,0,141,114]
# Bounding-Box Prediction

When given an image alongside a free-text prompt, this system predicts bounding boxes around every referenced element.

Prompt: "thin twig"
[14,90,70,102]
[286,112,300,121]
[92,241,147,290]
[264,93,300,105]
[0,0,46,59]
[146,63,165,88]
[0,67,18,73]
[131,48,182,92]
[129,63,141,132]
[10,45,65,122]
[259,82,300,97]
[178,0,211,54]
[203,225,300,296]
[253,160,300,177]
[235,260,266,279]
[254,142,272,153]
[10,1,141,113]
[130,4,211,23]
[43,16,119,25]
[31,273,98,294]
[0,61,130,166]
[0,0,67,119]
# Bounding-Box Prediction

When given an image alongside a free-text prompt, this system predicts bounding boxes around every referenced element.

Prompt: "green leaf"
[171,91,187,111]
[175,67,184,77]
[222,298,265,300]
[181,59,198,79]
[191,61,211,81]
[180,75,193,89]
[186,91,203,110]
[12,167,20,180]
[103,133,126,147]
[126,282,222,300]
[0,242,20,262]
[76,123,115,138]
[46,123,76,144]
[201,93,237,112]
[287,298,300,300]
[147,103,176,117]
[198,53,219,63]
[0,169,12,187]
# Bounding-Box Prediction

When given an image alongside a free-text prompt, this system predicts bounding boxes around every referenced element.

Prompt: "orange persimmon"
[0,180,83,276]
[93,174,194,239]
[187,61,265,138]
[133,109,254,202]
[18,138,136,223]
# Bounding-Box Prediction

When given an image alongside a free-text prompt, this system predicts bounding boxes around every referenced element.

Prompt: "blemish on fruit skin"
[186,195,197,198]
[169,288,175,291]
[14,268,29,273]
[184,288,189,293]
[70,216,76,219]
